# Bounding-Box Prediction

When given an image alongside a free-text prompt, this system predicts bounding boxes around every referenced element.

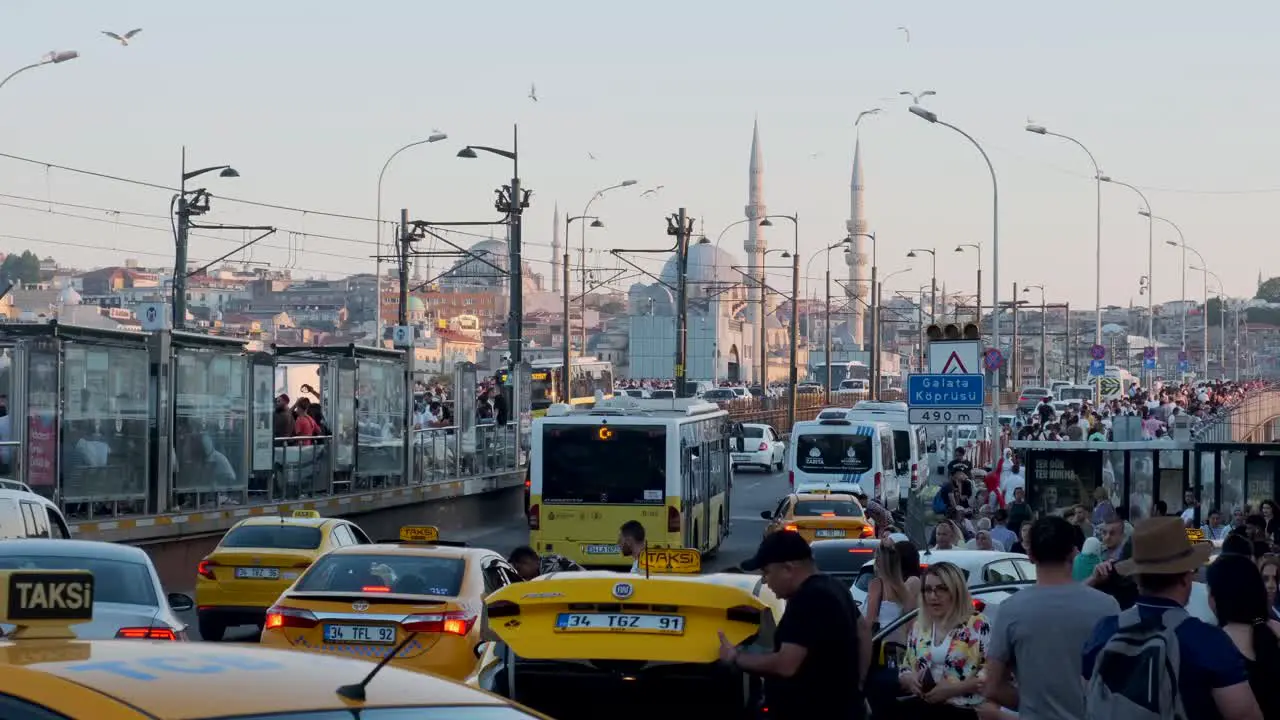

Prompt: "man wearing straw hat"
[1081,517,1261,719]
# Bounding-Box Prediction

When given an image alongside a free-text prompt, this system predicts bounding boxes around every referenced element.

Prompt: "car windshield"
[0,554,156,606]
[1059,387,1093,401]
[221,525,322,550]
[812,545,877,575]
[741,426,765,438]
[541,425,666,505]
[651,390,673,399]
[213,709,540,720]
[295,554,466,596]
[795,433,872,474]
[794,499,863,517]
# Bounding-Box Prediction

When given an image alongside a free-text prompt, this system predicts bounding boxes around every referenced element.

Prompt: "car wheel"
[197,614,226,642]
[774,459,784,472]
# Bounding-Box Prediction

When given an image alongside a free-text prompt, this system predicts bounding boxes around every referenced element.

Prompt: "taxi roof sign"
[399,525,440,543]
[639,548,701,576]
[0,570,93,640]
[1186,527,1205,542]
[291,510,322,519]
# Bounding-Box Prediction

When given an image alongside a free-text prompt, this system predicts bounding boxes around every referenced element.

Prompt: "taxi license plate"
[582,544,619,555]
[324,624,397,645]
[234,567,280,580]
[555,613,685,635]
[732,454,751,461]
[814,529,846,538]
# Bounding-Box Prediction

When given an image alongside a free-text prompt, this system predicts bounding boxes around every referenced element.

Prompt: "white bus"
[529,358,614,412]
[529,397,734,567]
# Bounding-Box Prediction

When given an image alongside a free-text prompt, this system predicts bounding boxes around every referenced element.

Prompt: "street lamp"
[577,180,637,356]
[805,238,852,396]
[0,50,79,91]
[173,149,240,329]
[458,125,527,367]
[906,248,937,320]
[562,215,604,393]
[1154,215,1191,359]
[1100,176,1155,381]
[374,133,448,343]
[847,231,879,398]
[759,214,800,427]
[909,105,1001,425]
[1190,265,1223,378]
[955,243,983,323]
[1023,285,1048,386]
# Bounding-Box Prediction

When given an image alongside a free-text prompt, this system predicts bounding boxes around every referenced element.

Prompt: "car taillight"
[874,472,882,496]
[911,463,918,486]
[197,559,217,580]
[784,524,798,532]
[116,627,177,641]
[264,606,319,630]
[362,585,391,593]
[788,471,794,487]
[860,524,875,538]
[402,610,476,636]
[973,599,986,611]
[524,478,531,490]
[528,503,540,530]
[758,442,769,452]
[667,505,681,533]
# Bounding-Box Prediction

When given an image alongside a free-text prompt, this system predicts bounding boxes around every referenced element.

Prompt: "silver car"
[0,539,192,640]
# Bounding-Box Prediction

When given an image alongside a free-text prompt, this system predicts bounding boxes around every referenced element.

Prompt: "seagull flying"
[640,185,665,198]
[809,152,821,160]
[102,28,143,46]
[588,152,597,161]
[897,26,910,43]
[528,83,538,102]
[899,90,936,104]
[855,108,883,127]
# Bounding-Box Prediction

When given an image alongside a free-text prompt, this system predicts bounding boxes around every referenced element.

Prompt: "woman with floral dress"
[896,562,991,718]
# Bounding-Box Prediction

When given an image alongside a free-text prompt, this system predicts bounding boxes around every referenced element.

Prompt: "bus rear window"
[542,426,666,504]
[796,434,872,474]
[221,525,322,550]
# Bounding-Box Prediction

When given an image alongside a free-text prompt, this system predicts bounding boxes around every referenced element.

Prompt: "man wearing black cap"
[719,530,870,718]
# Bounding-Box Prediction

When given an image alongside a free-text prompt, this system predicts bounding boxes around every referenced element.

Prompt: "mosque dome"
[440,238,510,289]
[407,296,426,313]
[658,241,742,291]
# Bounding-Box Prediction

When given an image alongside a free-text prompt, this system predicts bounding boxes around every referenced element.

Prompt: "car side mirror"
[760,510,773,520]
[167,592,195,612]
[473,640,491,659]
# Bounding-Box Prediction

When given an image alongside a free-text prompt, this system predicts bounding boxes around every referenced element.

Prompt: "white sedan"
[731,423,786,472]
[849,549,1036,613]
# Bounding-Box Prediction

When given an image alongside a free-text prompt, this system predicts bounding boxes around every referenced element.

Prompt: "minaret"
[845,137,870,349]
[745,119,767,326]
[551,202,562,294]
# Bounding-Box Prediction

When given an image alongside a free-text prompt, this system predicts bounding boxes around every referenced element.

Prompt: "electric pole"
[669,209,694,398]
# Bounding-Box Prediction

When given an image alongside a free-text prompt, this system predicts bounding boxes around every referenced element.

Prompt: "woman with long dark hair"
[1206,554,1280,717]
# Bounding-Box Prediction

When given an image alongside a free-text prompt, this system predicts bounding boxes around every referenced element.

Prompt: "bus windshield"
[542,425,666,504]
[530,369,555,406]
[796,433,873,474]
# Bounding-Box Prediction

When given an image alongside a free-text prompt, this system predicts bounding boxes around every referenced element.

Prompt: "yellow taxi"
[0,568,550,719]
[475,548,784,717]
[260,525,518,681]
[196,510,372,641]
[759,491,875,543]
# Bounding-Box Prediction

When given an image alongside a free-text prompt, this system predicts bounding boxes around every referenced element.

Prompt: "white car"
[849,549,1036,613]
[835,379,869,395]
[731,423,786,472]
[729,386,751,400]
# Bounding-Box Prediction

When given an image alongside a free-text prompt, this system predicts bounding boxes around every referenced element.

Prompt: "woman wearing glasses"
[896,562,991,718]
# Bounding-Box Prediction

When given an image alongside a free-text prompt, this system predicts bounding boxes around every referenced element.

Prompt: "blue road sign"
[1143,357,1156,370]
[1089,359,1106,378]
[907,374,985,408]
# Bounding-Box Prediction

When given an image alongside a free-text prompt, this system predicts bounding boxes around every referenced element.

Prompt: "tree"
[1205,296,1224,324]
[1255,276,1280,303]
[0,250,40,287]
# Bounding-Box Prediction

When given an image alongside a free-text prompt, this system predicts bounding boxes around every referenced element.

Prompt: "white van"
[846,402,928,507]
[788,418,900,506]
[0,482,71,539]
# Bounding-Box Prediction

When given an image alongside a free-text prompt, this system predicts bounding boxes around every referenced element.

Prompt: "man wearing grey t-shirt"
[984,516,1120,719]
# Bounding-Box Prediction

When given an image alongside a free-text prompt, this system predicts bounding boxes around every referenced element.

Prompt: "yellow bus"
[529,397,734,567]
[530,358,614,414]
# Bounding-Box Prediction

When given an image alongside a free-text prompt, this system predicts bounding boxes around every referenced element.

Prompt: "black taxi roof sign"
[1,570,93,640]
[291,510,322,519]
[639,547,701,575]
[399,525,440,543]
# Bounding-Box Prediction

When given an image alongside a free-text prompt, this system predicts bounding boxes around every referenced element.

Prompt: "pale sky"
[2,0,1277,310]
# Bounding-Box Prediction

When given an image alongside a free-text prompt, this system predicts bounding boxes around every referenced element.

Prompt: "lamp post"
[955,243,982,323]
[173,148,240,329]
[374,133,448,343]
[1101,176,1155,381]
[563,215,603,395]
[1025,124,1104,358]
[806,238,853,396]
[909,105,1001,427]
[710,217,766,384]
[0,50,78,91]
[759,214,800,427]
[846,232,879,396]
[878,268,913,379]
[458,125,527,368]
[578,180,637,355]
[1191,266,1224,378]
[906,248,937,319]
[1157,217,1193,364]
[1185,256,1210,377]
[1023,285,1048,386]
